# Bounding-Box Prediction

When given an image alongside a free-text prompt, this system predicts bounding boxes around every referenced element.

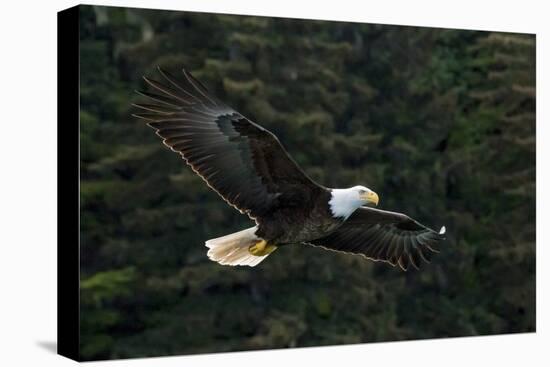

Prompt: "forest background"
[78,5,535,360]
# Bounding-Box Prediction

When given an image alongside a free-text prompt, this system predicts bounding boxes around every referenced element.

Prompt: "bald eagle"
[133,67,446,271]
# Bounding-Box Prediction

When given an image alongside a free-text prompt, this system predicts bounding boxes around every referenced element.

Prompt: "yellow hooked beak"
[360,191,379,206]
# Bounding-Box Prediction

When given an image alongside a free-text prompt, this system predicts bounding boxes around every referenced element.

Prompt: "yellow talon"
[248,240,277,256]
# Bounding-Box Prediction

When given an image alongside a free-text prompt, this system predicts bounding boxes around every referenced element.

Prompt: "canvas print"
[58,4,535,361]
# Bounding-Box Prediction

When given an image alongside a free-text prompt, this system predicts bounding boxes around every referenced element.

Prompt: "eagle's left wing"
[306,207,446,271]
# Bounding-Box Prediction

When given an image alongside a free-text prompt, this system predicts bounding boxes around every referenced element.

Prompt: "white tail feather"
[205,226,271,267]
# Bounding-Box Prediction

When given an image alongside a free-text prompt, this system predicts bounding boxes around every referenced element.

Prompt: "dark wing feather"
[306,207,446,271]
[133,67,321,220]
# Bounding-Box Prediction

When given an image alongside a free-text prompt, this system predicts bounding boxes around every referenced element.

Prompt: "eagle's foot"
[248,240,277,256]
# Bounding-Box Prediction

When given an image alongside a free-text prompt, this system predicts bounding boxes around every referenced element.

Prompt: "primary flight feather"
[133,67,446,270]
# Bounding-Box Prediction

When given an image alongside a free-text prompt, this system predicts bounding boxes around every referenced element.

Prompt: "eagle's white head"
[329,185,379,219]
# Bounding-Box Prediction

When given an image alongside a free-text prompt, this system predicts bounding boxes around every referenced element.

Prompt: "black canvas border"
[57,5,81,362]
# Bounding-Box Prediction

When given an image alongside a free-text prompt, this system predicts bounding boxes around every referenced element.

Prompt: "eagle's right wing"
[133,67,323,221]
[306,207,446,271]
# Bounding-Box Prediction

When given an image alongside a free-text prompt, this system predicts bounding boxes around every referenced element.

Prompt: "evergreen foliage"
[78,5,535,360]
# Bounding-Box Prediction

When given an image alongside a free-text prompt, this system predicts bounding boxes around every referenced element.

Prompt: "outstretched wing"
[133,67,321,221]
[306,207,446,271]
